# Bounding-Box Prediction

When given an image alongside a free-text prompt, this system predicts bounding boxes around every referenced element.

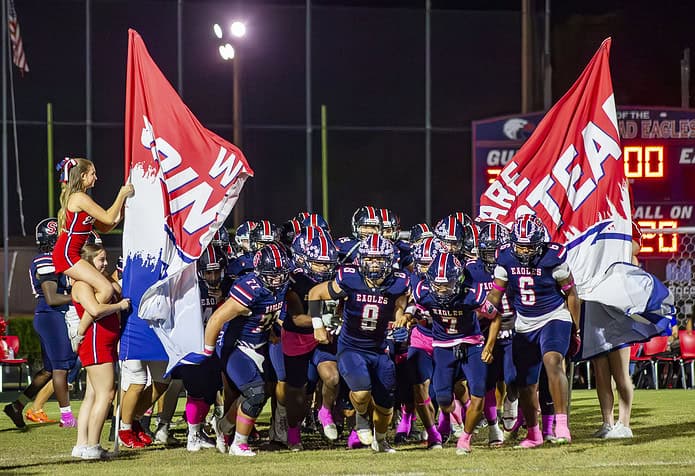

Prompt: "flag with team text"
[120,29,252,373]
[478,38,674,359]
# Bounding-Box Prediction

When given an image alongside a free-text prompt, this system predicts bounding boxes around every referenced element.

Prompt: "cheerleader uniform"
[74,301,119,366]
[53,209,95,273]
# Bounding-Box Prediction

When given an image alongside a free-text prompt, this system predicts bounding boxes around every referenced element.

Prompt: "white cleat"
[322,423,339,442]
[187,431,215,452]
[452,422,465,439]
[488,422,505,447]
[356,428,374,446]
[371,438,396,453]
[229,443,256,457]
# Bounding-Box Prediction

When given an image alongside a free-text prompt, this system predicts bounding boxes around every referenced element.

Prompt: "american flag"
[8,0,29,74]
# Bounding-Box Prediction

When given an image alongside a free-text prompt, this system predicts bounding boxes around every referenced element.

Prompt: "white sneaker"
[371,438,396,453]
[154,423,181,445]
[604,422,633,439]
[187,431,214,451]
[229,443,256,457]
[81,445,111,460]
[488,422,505,447]
[592,422,613,438]
[322,423,338,441]
[502,397,518,431]
[356,428,374,446]
[212,416,230,454]
[71,445,86,458]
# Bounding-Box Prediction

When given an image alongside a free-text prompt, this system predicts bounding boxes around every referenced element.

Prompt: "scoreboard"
[472,106,695,258]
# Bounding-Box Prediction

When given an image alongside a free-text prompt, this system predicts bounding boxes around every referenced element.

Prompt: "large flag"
[120,29,252,373]
[8,0,29,74]
[478,38,674,359]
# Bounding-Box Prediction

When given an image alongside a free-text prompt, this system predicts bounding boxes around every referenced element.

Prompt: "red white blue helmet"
[235,220,256,250]
[197,244,227,288]
[253,243,291,292]
[300,213,331,234]
[462,222,480,259]
[412,236,444,276]
[510,214,547,265]
[434,215,465,254]
[425,252,463,304]
[35,217,59,252]
[249,220,277,251]
[409,223,434,244]
[357,234,395,281]
[352,206,383,239]
[292,226,338,282]
[379,208,400,240]
[478,221,510,271]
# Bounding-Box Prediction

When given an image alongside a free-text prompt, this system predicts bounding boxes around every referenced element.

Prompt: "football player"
[484,215,580,448]
[309,234,409,453]
[335,206,382,264]
[412,252,501,455]
[203,244,291,457]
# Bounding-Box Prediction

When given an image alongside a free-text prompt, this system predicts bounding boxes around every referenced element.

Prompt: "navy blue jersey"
[199,280,229,327]
[226,252,254,279]
[335,265,409,352]
[394,240,413,269]
[495,242,567,317]
[336,237,360,264]
[285,269,316,335]
[412,279,483,343]
[221,273,288,348]
[463,258,514,331]
[30,252,70,313]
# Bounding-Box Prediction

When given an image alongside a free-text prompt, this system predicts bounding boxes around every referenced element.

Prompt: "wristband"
[561,281,574,292]
[404,305,417,315]
[203,344,215,356]
[491,282,506,292]
[312,317,325,329]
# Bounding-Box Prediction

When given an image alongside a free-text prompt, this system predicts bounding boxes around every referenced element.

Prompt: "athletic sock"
[542,414,555,436]
[233,431,249,446]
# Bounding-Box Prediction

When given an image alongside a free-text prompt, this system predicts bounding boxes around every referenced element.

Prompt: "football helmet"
[351,206,382,239]
[434,215,465,255]
[412,236,444,276]
[409,223,434,245]
[453,212,472,228]
[235,221,256,252]
[461,222,480,259]
[425,252,463,304]
[253,243,291,293]
[86,230,102,245]
[379,208,400,241]
[478,221,510,273]
[510,215,547,265]
[357,234,395,282]
[292,226,338,282]
[300,213,331,234]
[249,220,277,251]
[279,219,302,248]
[295,211,311,223]
[211,226,233,258]
[35,217,59,253]
[197,244,226,289]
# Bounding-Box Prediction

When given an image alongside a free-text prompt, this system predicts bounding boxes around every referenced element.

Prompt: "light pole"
[214,20,246,226]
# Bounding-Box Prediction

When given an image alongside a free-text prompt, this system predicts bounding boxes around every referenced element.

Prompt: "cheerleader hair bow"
[56,157,78,183]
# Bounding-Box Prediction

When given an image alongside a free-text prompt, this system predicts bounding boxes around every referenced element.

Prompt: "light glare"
[230,21,247,38]
[213,23,223,39]
[219,43,235,61]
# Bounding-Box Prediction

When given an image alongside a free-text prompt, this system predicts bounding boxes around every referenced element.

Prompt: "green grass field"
[0,389,694,475]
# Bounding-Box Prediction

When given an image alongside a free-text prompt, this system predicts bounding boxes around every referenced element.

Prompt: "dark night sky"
[4,0,695,243]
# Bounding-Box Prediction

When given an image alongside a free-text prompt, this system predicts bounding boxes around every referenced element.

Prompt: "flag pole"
[321,104,328,223]
[305,0,312,213]
[3,0,10,320]
[47,103,54,216]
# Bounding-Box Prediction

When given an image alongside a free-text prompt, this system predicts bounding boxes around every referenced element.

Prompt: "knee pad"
[240,383,267,419]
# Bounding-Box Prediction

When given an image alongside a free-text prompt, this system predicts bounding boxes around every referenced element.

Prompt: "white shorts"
[120,359,170,391]
[515,304,571,334]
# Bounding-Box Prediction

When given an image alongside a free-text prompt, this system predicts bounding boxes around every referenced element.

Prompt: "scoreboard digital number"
[472,106,695,258]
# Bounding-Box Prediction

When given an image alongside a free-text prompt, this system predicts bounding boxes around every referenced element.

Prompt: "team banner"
[478,38,674,359]
[120,29,252,371]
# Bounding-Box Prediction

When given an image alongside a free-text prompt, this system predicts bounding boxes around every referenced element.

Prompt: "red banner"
[124,29,252,260]
[478,38,627,243]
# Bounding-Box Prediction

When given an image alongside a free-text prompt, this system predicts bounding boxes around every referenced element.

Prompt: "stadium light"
[230,21,247,38]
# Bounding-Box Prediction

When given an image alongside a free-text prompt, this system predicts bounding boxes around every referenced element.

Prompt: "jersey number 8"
[361,304,380,331]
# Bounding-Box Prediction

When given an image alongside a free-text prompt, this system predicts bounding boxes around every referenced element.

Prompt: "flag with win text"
[120,29,252,373]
